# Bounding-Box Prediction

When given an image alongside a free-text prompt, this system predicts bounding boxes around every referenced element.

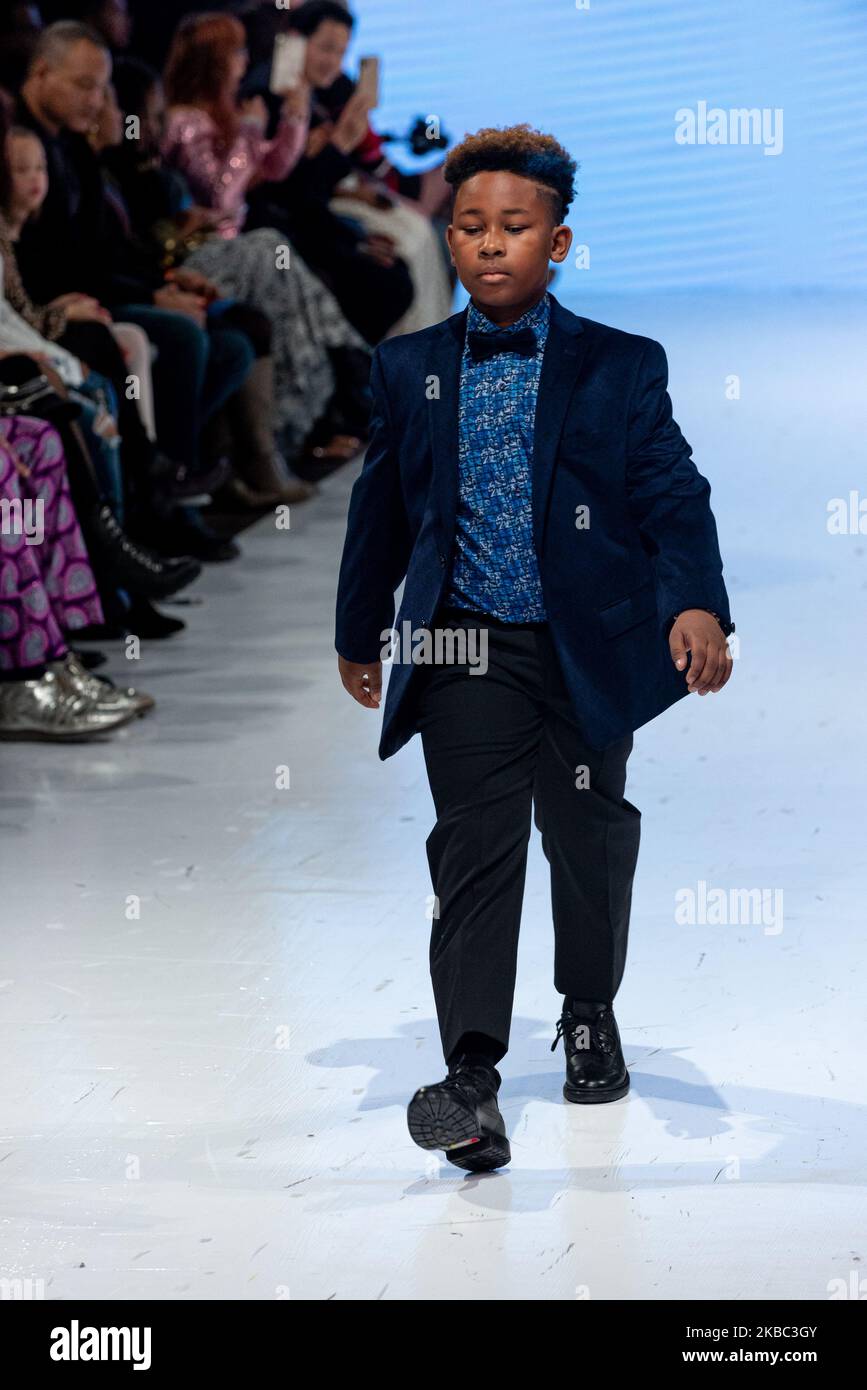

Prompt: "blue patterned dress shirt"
[443,290,550,621]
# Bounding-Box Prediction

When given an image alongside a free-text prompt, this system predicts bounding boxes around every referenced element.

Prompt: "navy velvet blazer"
[335,292,732,761]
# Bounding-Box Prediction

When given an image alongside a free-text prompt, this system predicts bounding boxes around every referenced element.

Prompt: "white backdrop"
[344,0,867,291]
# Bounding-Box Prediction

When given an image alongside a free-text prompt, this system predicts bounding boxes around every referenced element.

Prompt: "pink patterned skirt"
[0,415,103,671]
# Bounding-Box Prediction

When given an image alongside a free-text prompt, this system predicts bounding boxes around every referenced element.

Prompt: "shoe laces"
[31,668,96,723]
[443,1062,497,1099]
[62,653,127,702]
[550,1008,616,1055]
[100,505,163,572]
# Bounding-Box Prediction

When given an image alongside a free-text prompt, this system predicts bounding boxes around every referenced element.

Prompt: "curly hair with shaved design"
[443,123,578,225]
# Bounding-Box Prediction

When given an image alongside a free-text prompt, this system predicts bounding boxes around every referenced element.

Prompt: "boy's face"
[447,170,572,322]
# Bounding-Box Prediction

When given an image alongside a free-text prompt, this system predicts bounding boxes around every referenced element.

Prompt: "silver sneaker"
[55,652,155,717]
[0,667,138,741]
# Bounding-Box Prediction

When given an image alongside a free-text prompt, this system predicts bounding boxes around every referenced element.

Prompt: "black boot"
[551,1003,630,1104]
[407,1058,510,1172]
[88,503,202,600]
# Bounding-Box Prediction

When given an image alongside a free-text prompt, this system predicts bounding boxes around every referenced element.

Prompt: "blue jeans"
[112,305,254,468]
[71,370,125,523]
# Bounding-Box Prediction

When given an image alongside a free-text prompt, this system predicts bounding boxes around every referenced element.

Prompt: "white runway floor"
[1,291,865,1301]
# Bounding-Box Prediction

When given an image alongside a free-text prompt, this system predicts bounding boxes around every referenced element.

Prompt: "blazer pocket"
[598,580,658,639]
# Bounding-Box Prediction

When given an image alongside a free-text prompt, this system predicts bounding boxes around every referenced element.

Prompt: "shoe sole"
[407,1085,511,1172]
[563,1075,630,1104]
[0,712,139,741]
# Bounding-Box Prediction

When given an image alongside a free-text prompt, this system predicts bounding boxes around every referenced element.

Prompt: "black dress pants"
[415,603,641,1066]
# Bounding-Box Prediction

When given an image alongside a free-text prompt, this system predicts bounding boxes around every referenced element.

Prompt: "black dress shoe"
[125,596,186,639]
[169,456,233,501]
[407,1058,511,1171]
[155,507,241,563]
[551,1004,630,1104]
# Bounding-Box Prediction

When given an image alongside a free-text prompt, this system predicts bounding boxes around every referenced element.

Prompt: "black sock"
[447,1030,505,1070]
[566,997,611,1016]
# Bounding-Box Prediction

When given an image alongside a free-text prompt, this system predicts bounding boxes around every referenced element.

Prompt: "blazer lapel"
[426,293,588,561]
[426,306,466,561]
[531,296,587,553]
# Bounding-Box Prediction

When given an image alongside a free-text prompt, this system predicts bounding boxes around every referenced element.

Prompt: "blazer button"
[438,551,445,565]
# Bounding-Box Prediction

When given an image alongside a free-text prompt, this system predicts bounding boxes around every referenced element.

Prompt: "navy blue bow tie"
[466,325,537,363]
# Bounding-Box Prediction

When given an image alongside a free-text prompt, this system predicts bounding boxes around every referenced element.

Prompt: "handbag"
[0,354,82,424]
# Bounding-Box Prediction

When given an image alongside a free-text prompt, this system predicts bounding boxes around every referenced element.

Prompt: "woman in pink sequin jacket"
[162,26,308,240]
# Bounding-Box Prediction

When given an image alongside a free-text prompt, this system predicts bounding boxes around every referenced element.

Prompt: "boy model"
[335,125,734,1172]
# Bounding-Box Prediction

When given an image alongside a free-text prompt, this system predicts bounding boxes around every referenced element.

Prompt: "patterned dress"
[0,417,102,670]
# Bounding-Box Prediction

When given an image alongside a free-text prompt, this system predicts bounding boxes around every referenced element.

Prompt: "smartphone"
[270,33,307,94]
[356,55,380,107]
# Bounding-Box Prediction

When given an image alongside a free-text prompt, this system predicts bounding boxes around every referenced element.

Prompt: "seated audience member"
[287,7,453,334]
[2,120,129,510]
[159,14,373,466]
[242,1,419,344]
[84,82,306,506]
[0,348,203,633]
[11,28,258,559]
[0,111,203,624]
[101,61,316,504]
[0,411,154,739]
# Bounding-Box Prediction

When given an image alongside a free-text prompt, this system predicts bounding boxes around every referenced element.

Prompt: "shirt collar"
[466,290,550,339]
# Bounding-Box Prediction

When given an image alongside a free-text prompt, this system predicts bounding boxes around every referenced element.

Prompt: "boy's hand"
[338,655,382,708]
[669,609,733,696]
